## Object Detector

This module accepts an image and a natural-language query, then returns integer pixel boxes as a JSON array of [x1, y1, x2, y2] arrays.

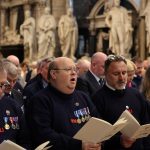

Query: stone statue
[[142, 1, 150, 55], [37, 7, 56, 59], [104, 0, 113, 14], [3, 26, 20, 44], [105, 0, 130, 55], [58, 7, 78, 60], [20, 10, 37, 61], [124, 13, 133, 57]]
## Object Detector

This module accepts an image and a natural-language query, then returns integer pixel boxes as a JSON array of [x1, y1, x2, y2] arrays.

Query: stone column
[[0, 8, 6, 41], [10, 7, 18, 31], [139, 0, 147, 59]]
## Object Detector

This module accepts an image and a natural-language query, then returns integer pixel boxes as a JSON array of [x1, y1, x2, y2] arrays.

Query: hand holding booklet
[[74, 109, 150, 143], [119, 110, 150, 139], [0, 140, 52, 150], [74, 116, 127, 143]]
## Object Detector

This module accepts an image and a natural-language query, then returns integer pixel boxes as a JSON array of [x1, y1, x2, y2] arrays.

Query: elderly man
[[3, 59, 24, 108], [0, 60, 30, 149], [92, 55, 150, 150], [27, 57, 101, 150], [7, 55, 26, 90], [76, 52, 107, 98], [76, 59, 91, 77]]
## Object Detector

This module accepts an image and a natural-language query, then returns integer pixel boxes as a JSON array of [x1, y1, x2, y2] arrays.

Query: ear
[[50, 70, 57, 79]]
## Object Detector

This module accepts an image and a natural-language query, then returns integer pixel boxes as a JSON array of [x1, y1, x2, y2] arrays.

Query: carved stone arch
[[87, 0, 140, 56], [89, 0, 139, 18], [128, 0, 139, 12], [89, 0, 104, 17]]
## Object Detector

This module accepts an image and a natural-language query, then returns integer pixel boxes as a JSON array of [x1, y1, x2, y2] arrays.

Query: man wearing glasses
[[0, 61, 30, 149], [93, 55, 150, 150], [2, 59, 24, 109], [27, 57, 101, 150]]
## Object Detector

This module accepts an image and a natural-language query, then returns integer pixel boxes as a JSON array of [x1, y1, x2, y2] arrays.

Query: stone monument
[[58, 7, 78, 60], [37, 7, 56, 59]]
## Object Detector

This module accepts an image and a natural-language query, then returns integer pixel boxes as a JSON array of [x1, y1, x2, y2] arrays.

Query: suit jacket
[[76, 70, 101, 98]]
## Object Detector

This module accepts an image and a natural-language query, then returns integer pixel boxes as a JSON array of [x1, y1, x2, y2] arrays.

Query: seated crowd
[[0, 53, 149, 150]]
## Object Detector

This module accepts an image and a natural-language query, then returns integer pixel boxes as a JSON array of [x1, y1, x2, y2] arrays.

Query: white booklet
[[0, 140, 52, 150], [74, 116, 127, 143], [119, 110, 150, 139]]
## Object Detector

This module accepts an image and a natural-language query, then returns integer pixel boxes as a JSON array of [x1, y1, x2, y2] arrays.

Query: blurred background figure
[[141, 66, 150, 101], [126, 59, 137, 88], [76, 59, 90, 77], [132, 57, 144, 89], [143, 59, 150, 72], [76, 52, 107, 98], [23, 57, 54, 120]]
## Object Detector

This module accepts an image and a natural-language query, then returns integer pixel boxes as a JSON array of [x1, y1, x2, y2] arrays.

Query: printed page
[[74, 117, 127, 143]]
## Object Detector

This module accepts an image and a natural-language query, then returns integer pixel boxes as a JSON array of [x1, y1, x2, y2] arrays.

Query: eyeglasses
[[0, 81, 10, 89], [53, 67, 77, 73]]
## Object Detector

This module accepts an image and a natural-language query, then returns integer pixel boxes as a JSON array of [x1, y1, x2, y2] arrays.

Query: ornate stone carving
[[20, 10, 37, 61], [105, 0, 133, 56], [37, 7, 56, 59], [58, 7, 78, 60]]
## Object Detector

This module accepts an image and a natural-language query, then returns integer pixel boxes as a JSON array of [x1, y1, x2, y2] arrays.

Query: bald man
[[27, 57, 101, 150], [76, 52, 107, 98], [7, 55, 20, 67], [76, 59, 91, 77]]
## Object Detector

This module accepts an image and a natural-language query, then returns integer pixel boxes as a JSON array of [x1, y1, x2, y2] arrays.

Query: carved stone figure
[[124, 13, 133, 57], [2, 26, 20, 44], [58, 7, 78, 60], [20, 10, 37, 61], [105, 0, 130, 55], [104, 0, 113, 14], [37, 7, 56, 59], [142, 1, 150, 55]]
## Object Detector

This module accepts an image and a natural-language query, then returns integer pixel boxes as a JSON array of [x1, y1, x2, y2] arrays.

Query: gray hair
[[2, 59, 18, 78]]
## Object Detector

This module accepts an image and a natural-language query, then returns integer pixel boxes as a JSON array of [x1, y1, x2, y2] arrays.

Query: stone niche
[[0, 0, 67, 60]]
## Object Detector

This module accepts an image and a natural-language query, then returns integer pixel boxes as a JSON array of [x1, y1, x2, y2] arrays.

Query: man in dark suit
[[23, 57, 53, 120], [2, 60, 24, 109], [76, 52, 107, 98]]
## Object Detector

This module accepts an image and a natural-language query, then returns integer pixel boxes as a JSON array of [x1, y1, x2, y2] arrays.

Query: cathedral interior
[[0, 0, 148, 62]]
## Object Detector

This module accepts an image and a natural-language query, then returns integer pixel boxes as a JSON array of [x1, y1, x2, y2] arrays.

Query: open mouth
[[71, 78, 76, 82]]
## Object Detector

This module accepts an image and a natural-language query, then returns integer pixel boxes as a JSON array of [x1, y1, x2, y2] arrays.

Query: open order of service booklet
[[119, 110, 150, 139], [0, 140, 52, 150], [74, 116, 127, 143]]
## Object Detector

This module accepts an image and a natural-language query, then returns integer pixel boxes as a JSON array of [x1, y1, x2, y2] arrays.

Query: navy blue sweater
[[0, 96, 30, 149], [92, 85, 150, 150], [28, 84, 99, 150]]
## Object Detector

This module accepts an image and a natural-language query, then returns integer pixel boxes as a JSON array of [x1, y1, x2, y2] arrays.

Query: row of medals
[[3, 117, 19, 130], [76, 114, 91, 124]]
